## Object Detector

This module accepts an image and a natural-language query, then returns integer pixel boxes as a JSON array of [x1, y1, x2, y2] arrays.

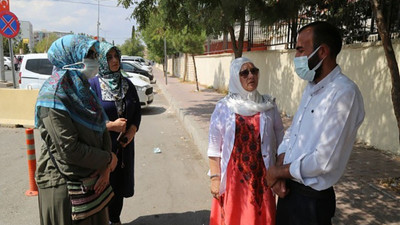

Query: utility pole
[[97, 0, 100, 40], [9, 38, 16, 88], [0, 35, 5, 82]]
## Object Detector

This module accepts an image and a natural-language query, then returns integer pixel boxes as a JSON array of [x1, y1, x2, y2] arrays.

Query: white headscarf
[[225, 57, 274, 116]]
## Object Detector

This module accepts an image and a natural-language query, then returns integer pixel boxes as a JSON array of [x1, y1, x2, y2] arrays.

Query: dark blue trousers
[[276, 180, 336, 225]]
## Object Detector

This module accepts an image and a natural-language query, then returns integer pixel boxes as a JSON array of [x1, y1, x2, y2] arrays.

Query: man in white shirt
[[266, 21, 365, 225]]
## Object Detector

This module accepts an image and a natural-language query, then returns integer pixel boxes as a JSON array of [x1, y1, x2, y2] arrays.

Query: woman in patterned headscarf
[[89, 42, 141, 225], [207, 57, 284, 225], [35, 35, 118, 225]]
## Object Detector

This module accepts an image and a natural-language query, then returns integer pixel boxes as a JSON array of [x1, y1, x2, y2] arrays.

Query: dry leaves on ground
[[377, 177, 400, 195]]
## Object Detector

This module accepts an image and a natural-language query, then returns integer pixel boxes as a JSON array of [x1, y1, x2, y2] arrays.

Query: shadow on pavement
[[184, 102, 216, 122], [141, 106, 167, 116], [332, 144, 400, 225], [126, 210, 210, 225]]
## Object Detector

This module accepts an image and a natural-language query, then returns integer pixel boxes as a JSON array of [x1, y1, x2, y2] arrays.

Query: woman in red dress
[[208, 57, 284, 225]]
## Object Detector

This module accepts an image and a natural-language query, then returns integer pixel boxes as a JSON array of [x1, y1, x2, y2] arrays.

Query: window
[[25, 59, 53, 75], [121, 63, 136, 73]]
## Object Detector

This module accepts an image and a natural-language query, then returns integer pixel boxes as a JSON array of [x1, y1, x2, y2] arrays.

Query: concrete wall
[[0, 89, 38, 127], [167, 40, 400, 155]]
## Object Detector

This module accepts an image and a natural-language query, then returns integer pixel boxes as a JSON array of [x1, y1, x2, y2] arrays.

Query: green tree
[[119, 0, 295, 58], [140, 8, 177, 63], [118, 30, 145, 57], [2, 37, 10, 56], [33, 34, 58, 53], [14, 40, 29, 54], [170, 26, 206, 90]]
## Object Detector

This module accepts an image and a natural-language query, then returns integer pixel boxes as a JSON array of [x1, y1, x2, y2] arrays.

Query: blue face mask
[[294, 46, 324, 81]]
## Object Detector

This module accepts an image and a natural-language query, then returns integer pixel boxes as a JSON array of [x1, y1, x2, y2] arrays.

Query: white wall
[[167, 40, 400, 155]]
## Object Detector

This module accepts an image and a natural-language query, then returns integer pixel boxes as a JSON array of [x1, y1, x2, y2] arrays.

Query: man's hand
[[272, 179, 289, 198], [266, 165, 279, 188]]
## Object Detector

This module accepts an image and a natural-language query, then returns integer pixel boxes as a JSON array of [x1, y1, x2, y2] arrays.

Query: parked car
[[121, 56, 153, 72], [19, 53, 53, 89], [120, 61, 155, 83], [3, 57, 11, 70], [125, 60, 153, 74], [18, 54, 154, 108], [121, 70, 154, 107], [121, 55, 149, 65]]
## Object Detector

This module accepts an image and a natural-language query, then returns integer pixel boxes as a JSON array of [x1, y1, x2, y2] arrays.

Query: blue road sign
[[0, 11, 19, 38]]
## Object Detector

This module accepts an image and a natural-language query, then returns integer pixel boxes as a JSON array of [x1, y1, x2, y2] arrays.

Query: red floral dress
[[210, 113, 276, 225]]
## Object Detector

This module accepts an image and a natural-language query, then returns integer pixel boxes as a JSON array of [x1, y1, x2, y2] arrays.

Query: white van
[[19, 53, 53, 89], [18, 53, 154, 107]]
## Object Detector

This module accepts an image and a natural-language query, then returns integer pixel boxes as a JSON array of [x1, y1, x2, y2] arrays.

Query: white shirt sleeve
[[277, 124, 291, 156], [273, 104, 284, 151], [289, 87, 363, 186], [207, 102, 224, 157]]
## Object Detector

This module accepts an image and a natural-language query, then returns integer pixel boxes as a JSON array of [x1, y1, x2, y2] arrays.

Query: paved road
[[0, 70, 18, 86], [0, 84, 212, 225]]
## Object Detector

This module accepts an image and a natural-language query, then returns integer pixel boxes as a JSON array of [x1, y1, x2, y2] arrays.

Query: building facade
[[17, 21, 34, 54]]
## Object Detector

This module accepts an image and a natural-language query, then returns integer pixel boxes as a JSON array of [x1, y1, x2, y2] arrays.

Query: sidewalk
[[153, 68, 400, 225]]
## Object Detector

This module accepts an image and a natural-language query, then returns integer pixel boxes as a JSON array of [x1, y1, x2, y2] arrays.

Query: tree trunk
[[227, 11, 246, 58], [370, 0, 400, 144], [228, 25, 240, 58], [172, 55, 175, 77], [192, 54, 199, 92], [183, 53, 188, 82], [237, 11, 246, 57]]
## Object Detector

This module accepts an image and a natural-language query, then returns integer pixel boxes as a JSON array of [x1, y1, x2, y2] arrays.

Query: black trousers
[[108, 195, 124, 223], [276, 180, 336, 225]]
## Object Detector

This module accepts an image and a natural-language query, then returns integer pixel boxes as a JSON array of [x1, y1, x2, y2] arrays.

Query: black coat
[[89, 76, 141, 197]]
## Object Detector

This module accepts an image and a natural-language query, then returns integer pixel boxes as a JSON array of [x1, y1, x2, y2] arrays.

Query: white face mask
[[62, 58, 99, 79], [293, 46, 324, 81]]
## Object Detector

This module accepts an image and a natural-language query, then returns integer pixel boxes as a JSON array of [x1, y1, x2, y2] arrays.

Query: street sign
[[0, 0, 9, 12], [0, 10, 19, 38]]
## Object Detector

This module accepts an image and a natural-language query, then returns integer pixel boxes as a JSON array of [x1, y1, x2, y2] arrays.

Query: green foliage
[[295, 0, 399, 43], [120, 0, 297, 57], [119, 0, 157, 29], [33, 34, 59, 53], [2, 37, 10, 56], [170, 26, 206, 55], [119, 0, 400, 57], [140, 9, 177, 63], [118, 33, 145, 57], [15, 41, 29, 54]]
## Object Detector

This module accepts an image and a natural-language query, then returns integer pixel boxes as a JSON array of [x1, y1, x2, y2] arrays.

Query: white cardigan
[[207, 96, 284, 195]]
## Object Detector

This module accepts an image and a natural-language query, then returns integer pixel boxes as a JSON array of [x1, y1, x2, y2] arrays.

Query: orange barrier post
[[25, 128, 38, 196]]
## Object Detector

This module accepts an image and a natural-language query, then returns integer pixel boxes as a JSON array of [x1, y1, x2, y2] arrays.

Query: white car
[[4, 57, 11, 70], [121, 70, 154, 108], [18, 54, 154, 107], [19, 53, 53, 89], [126, 60, 153, 74], [121, 55, 153, 69]]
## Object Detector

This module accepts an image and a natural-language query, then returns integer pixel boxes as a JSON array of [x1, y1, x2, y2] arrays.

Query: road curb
[[155, 78, 209, 162]]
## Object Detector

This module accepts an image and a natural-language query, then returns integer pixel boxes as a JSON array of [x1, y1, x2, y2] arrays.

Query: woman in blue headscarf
[[89, 42, 141, 225], [35, 35, 117, 225]]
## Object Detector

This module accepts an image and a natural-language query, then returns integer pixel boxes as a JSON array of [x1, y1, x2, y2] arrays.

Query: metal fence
[[205, 8, 400, 54]]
